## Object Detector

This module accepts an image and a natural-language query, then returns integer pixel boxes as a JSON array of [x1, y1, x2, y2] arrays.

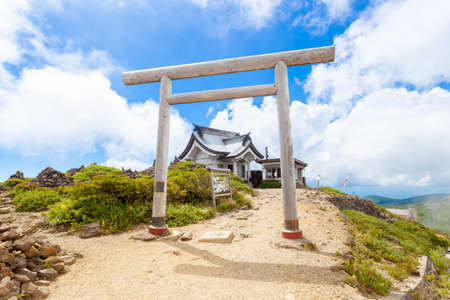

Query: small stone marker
[[199, 231, 234, 243]]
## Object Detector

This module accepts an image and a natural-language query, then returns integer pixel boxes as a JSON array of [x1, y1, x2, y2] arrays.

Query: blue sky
[[1, 0, 450, 198]]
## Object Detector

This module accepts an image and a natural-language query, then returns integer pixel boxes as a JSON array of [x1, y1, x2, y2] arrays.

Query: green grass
[[382, 202, 450, 234], [259, 180, 281, 188], [39, 162, 252, 233], [166, 204, 215, 227], [319, 187, 346, 196], [342, 209, 449, 296], [4, 178, 25, 189], [13, 189, 63, 212], [72, 164, 122, 183]]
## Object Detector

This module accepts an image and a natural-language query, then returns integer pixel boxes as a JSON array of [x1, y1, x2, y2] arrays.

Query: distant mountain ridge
[[365, 193, 450, 205]]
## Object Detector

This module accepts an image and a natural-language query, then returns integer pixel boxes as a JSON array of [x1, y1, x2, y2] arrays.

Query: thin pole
[[275, 61, 302, 239], [149, 75, 172, 235]]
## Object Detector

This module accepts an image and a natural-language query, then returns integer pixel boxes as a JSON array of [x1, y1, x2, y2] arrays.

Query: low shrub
[[259, 180, 281, 188], [43, 161, 253, 233], [72, 164, 122, 183], [343, 259, 391, 295], [167, 164, 211, 204], [4, 179, 25, 189], [430, 248, 450, 275], [13, 189, 63, 212], [230, 174, 254, 195], [166, 204, 215, 227], [216, 193, 252, 212], [0, 182, 7, 191], [9, 181, 40, 198]]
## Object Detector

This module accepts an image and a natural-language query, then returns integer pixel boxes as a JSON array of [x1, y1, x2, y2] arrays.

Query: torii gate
[[122, 46, 335, 239]]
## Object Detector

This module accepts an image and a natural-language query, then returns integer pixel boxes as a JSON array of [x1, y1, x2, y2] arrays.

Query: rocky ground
[[0, 188, 430, 299], [43, 189, 365, 300], [0, 192, 79, 299]]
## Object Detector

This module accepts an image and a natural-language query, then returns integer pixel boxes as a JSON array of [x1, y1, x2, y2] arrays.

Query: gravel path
[[45, 189, 365, 300]]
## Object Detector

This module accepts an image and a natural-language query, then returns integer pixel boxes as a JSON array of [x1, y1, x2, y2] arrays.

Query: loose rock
[[35, 286, 50, 298], [16, 268, 37, 281], [180, 232, 193, 241], [13, 236, 36, 252], [21, 282, 38, 295], [129, 232, 158, 242], [80, 222, 101, 239], [35, 280, 50, 286], [38, 268, 58, 281], [52, 263, 65, 273], [37, 245, 57, 257], [14, 274, 30, 283]]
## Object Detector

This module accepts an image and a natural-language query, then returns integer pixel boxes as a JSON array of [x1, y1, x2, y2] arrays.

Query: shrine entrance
[[122, 46, 334, 239]]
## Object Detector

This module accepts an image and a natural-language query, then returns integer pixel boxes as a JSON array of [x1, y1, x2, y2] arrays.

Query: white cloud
[[209, 0, 450, 189], [0, 66, 192, 169], [210, 88, 450, 187], [292, 0, 354, 33], [0, 0, 192, 171], [305, 0, 450, 113], [189, 0, 282, 30], [319, 0, 353, 20]]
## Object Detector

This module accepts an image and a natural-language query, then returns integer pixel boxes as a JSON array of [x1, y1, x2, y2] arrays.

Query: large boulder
[[32, 167, 73, 188], [37, 268, 58, 281]]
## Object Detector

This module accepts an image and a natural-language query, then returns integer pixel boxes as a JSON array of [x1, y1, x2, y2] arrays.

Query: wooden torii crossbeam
[[122, 46, 335, 239]]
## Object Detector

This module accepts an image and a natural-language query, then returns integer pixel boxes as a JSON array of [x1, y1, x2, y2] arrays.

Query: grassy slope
[[383, 200, 450, 234], [343, 209, 449, 296]]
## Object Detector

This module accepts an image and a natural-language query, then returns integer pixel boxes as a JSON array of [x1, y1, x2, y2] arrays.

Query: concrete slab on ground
[[199, 231, 234, 243]]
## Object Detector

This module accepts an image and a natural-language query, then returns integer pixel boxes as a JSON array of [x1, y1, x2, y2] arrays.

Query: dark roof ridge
[[193, 124, 239, 137]]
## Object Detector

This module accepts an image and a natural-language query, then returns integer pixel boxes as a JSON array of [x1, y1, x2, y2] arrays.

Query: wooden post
[[209, 170, 216, 209], [275, 61, 302, 239], [149, 75, 172, 235], [227, 171, 232, 201]]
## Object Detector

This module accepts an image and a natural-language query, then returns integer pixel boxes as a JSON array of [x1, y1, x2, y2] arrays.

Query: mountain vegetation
[[366, 193, 450, 234], [2, 162, 252, 233]]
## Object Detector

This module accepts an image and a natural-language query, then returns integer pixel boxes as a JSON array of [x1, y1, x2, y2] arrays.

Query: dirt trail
[[41, 189, 364, 300]]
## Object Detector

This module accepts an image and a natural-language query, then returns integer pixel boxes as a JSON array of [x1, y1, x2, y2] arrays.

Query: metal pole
[[275, 61, 302, 239], [149, 75, 172, 235]]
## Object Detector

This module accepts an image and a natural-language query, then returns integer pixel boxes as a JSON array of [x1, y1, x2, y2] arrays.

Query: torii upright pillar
[[122, 46, 335, 238], [275, 61, 301, 238]]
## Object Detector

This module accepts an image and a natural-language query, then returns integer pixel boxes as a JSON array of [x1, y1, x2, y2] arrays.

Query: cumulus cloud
[[209, 0, 450, 189], [305, 0, 450, 113], [210, 88, 450, 187], [0, 0, 192, 170]]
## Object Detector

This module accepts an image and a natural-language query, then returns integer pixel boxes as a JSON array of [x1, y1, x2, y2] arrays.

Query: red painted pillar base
[[281, 229, 303, 239], [149, 225, 169, 235]]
